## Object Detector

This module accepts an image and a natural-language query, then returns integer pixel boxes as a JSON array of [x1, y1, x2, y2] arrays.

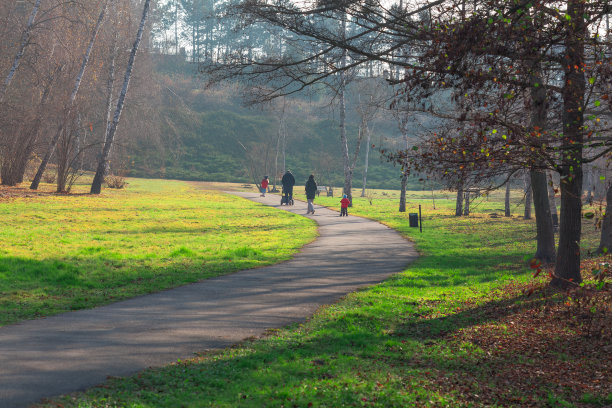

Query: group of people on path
[[260, 170, 350, 216]]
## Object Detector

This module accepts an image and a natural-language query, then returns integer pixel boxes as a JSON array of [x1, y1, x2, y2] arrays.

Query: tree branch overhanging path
[[0, 189, 417, 408]]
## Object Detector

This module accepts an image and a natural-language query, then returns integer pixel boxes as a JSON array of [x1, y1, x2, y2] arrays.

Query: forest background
[[0, 0, 425, 192]]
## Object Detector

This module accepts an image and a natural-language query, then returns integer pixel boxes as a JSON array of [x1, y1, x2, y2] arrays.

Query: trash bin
[[409, 213, 419, 228]]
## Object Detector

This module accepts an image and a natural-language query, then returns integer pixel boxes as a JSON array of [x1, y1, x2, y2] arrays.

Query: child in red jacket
[[260, 176, 269, 197], [340, 194, 350, 216]]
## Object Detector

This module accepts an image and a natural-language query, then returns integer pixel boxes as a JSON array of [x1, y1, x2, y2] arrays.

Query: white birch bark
[[101, 1, 120, 174], [339, 12, 352, 205], [91, 0, 152, 194], [273, 98, 286, 191], [175, 0, 179, 55], [360, 126, 371, 197], [31, 0, 109, 190], [0, 0, 42, 103]]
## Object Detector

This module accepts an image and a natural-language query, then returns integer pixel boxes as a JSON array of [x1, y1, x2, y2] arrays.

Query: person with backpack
[[305, 174, 317, 214], [260, 175, 269, 197], [281, 170, 295, 204]]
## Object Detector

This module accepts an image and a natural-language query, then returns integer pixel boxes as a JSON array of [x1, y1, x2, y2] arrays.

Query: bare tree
[[31, 0, 110, 191], [272, 97, 288, 192], [351, 78, 385, 197], [0, 0, 42, 103], [91, 0, 152, 194]]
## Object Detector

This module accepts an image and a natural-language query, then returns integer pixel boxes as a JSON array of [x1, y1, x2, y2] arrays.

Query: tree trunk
[[273, 125, 280, 191], [30, 126, 61, 190], [399, 172, 407, 212], [100, 1, 119, 176], [585, 166, 593, 204], [56, 135, 68, 193], [463, 190, 470, 216], [273, 99, 286, 192], [505, 179, 511, 216], [361, 128, 371, 197], [455, 186, 463, 216], [398, 117, 409, 211], [528, 68, 556, 264], [0, 0, 41, 103], [348, 122, 364, 198], [91, 0, 151, 194], [175, 0, 179, 55], [339, 13, 352, 206], [31, 1, 109, 190], [192, 5, 196, 62], [553, 167, 584, 287], [1, 62, 60, 186], [597, 182, 612, 255], [531, 170, 556, 264], [1, 126, 34, 186], [547, 171, 558, 229], [524, 171, 532, 219], [552, 0, 586, 288]]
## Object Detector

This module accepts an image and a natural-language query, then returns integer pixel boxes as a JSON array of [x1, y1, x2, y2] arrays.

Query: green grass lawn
[[0, 179, 317, 326], [33, 185, 611, 407]]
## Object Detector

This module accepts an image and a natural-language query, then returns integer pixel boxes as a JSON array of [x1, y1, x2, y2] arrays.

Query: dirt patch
[[0, 185, 57, 201]]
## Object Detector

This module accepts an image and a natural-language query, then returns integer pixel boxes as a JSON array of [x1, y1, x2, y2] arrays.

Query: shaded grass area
[[38, 188, 610, 407], [0, 179, 317, 326]]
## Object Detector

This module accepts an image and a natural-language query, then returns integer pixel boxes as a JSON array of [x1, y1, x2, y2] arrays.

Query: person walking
[[340, 194, 350, 216], [305, 174, 317, 214], [260, 176, 269, 197], [281, 170, 295, 204]]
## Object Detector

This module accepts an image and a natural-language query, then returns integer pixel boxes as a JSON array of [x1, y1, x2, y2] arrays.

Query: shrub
[[105, 175, 127, 189], [42, 171, 56, 184]]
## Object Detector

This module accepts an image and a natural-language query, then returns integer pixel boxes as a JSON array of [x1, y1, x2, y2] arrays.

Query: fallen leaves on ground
[[433, 271, 611, 407]]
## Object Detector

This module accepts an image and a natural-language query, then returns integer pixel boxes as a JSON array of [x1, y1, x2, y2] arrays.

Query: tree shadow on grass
[[392, 293, 548, 340], [0, 253, 278, 327], [380, 252, 529, 289], [99, 223, 296, 235]]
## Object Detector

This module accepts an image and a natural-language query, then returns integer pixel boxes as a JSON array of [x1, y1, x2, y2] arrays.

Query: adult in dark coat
[[281, 170, 295, 203], [305, 174, 318, 214]]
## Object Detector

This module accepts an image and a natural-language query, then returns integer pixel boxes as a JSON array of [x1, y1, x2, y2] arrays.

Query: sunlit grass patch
[[0, 179, 317, 326]]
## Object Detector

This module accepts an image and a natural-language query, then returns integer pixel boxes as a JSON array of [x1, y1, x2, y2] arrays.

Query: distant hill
[[127, 55, 429, 191]]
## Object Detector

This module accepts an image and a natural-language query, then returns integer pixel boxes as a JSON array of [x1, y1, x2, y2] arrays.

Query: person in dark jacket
[[281, 170, 295, 203], [305, 174, 317, 214]]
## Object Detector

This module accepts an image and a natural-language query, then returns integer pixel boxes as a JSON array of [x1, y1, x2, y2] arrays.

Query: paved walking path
[[0, 191, 417, 408]]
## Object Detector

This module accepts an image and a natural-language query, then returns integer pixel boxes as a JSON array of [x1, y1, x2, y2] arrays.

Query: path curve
[[0, 190, 417, 408]]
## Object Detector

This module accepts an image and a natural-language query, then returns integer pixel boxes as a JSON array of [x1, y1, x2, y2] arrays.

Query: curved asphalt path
[[0, 190, 417, 407]]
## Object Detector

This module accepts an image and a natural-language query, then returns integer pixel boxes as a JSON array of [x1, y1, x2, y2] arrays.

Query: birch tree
[[91, 0, 152, 194], [0, 0, 42, 103], [30, 0, 109, 191]]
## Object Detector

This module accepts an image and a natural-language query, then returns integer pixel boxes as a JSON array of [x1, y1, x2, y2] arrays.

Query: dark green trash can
[[409, 213, 419, 228]]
